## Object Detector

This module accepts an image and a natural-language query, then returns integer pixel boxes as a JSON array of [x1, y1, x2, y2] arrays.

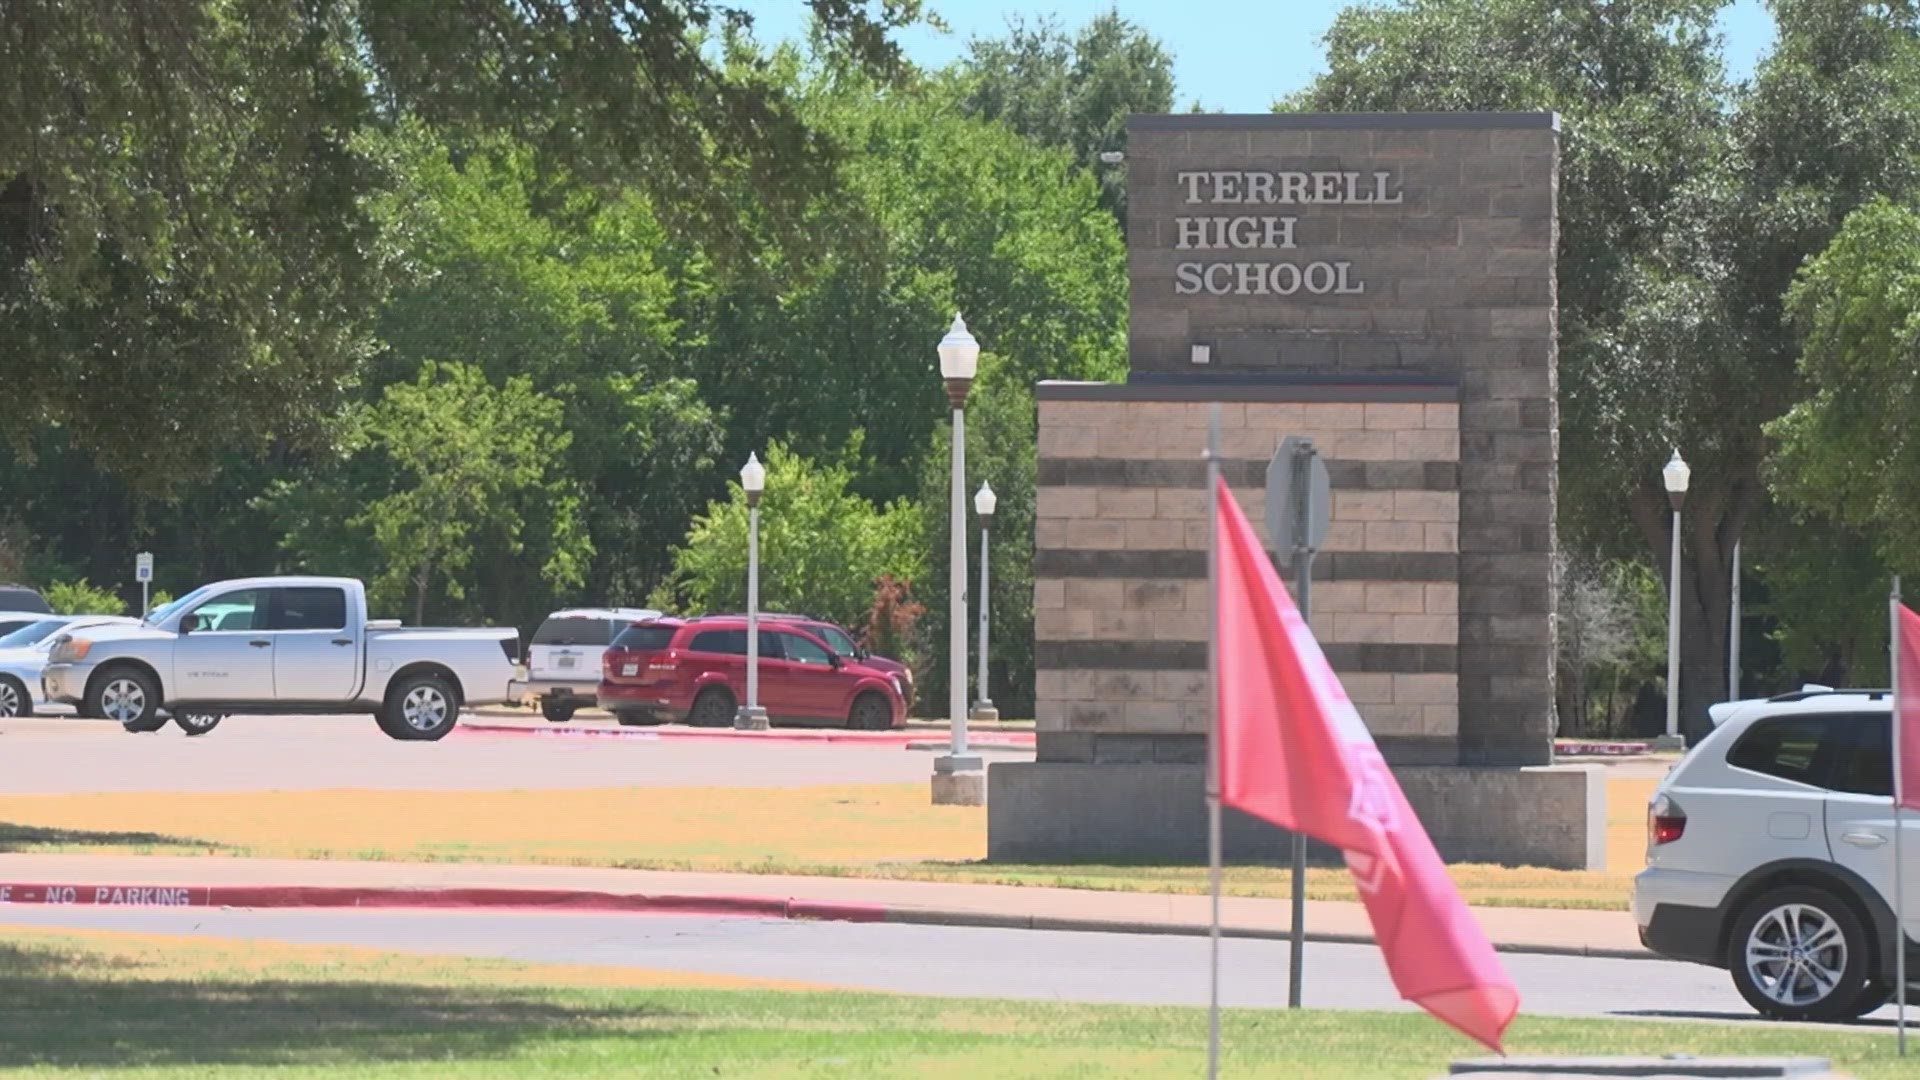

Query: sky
[[734, 0, 1779, 112]]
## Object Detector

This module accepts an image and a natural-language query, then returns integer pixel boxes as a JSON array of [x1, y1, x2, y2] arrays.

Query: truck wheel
[[687, 686, 735, 727], [91, 667, 165, 733], [540, 697, 577, 724], [174, 712, 223, 736], [381, 674, 461, 741], [0, 676, 31, 718]]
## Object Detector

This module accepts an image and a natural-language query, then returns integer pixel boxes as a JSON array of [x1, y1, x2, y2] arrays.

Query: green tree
[[1, 0, 918, 493], [913, 354, 1038, 718], [651, 441, 926, 633], [1768, 198, 1920, 648], [269, 362, 590, 625], [960, 12, 1177, 219], [370, 137, 724, 612], [674, 54, 1127, 504], [1749, 523, 1892, 688]]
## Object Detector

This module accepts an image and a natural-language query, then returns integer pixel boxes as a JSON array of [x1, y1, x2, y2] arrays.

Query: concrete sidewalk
[[0, 852, 1647, 960]]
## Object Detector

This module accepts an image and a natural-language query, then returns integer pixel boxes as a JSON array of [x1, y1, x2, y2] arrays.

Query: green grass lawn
[[0, 924, 1909, 1078]]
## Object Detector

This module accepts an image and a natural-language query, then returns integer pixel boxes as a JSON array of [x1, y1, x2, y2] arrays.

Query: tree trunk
[[413, 560, 432, 627], [1626, 460, 1760, 744]]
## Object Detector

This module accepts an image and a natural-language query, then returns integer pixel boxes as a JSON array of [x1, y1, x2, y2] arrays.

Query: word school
[[1170, 169, 1403, 297]]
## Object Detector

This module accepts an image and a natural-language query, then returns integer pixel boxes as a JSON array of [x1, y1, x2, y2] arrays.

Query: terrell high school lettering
[[1167, 168, 1405, 298]]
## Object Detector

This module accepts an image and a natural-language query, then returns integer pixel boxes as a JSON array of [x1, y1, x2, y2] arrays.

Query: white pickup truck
[[40, 576, 520, 740]]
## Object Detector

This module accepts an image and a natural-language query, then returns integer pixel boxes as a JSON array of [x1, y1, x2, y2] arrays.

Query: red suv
[[599, 617, 904, 730], [708, 612, 913, 710]]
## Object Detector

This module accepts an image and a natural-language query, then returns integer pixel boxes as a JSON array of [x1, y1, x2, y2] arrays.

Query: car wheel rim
[[0, 682, 18, 717], [181, 714, 217, 730], [402, 686, 448, 731], [1747, 903, 1848, 1007], [103, 679, 146, 724]]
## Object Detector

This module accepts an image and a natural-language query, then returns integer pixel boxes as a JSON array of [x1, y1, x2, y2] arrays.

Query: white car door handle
[[1842, 830, 1889, 849]]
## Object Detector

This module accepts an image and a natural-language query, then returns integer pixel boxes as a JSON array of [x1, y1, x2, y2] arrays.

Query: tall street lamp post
[[735, 452, 770, 730], [1658, 449, 1690, 750], [971, 482, 998, 723], [933, 314, 985, 806]]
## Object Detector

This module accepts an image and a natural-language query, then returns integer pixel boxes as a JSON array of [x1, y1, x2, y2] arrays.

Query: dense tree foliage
[[959, 13, 1177, 219], [651, 441, 926, 633], [0, 0, 918, 490]]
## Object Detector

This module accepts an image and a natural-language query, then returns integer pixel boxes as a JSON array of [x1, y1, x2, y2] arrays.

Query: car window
[[0, 619, 35, 637], [275, 588, 347, 631], [811, 624, 858, 656], [782, 632, 833, 667], [1830, 713, 1893, 798], [534, 617, 614, 647], [0, 619, 69, 648], [1725, 715, 1837, 788], [689, 629, 745, 655], [611, 625, 678, 651], [189, 590, 267, 632]]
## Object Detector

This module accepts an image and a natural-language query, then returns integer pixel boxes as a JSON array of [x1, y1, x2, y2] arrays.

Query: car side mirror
[[179, 614, 200, 634], [829, 653, 843, 669]]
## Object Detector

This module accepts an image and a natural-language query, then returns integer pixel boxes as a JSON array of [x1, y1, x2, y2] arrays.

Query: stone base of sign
[[733, 706, 770, 731], [1649, 733, 1686, 752], [986, 761, 1604, 870], [969, 702, 1001, 722]]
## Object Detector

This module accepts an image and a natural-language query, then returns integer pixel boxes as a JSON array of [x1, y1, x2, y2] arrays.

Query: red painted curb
[[0, 881, 888, 923], [457, 723, 1034, 749]]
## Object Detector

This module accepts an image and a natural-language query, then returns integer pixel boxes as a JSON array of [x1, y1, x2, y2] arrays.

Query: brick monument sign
[[987, 113, 1604, 870]]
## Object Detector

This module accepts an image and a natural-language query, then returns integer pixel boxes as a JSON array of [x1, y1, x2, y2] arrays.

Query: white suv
[[509, 608, 659, 723], [1634, 688, 1918, 1021]]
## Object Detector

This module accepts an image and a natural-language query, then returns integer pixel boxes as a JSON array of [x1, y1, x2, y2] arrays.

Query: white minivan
[[510, 608, 659, 723]]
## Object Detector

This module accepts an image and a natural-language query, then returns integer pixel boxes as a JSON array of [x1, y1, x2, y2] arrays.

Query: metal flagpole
[[1894, 576, 1906, 1057], [1206, 403, 1224, 1080]]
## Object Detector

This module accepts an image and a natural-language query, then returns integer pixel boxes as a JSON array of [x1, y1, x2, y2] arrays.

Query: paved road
[[0, 715, 1029, 794], [4, 905, 1892, 1030]]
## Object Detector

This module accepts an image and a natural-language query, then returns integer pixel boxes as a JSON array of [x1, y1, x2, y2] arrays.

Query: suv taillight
[[1648, 794, 1686, 847]]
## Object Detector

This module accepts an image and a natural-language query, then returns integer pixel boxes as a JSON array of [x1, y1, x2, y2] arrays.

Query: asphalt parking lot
[[0, 713, 1033, 795]]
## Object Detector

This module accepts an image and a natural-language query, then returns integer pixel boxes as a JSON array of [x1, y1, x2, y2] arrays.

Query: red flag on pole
[[1213, 476, 1519, 1052], [1897, 604, 1920, 811]]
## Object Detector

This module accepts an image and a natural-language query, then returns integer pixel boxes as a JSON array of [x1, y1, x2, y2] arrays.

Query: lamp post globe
[[938, 314, 979, 385], [736, 452, 769, 730], [1657, 448, 1689, 750], [1662, 449, 1690, 511], [934, 314, 984, 805], [971, 482, 998, 724]]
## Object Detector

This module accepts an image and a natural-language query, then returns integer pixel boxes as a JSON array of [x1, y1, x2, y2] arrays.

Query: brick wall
[[1033, 393, 1463, 767]]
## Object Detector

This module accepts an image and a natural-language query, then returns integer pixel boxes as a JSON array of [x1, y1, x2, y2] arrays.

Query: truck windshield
[[143, 591, 203, 626]]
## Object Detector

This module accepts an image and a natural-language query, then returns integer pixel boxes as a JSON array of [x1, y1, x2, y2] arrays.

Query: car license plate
[[557, 656, 575, 669], [622, 663, 638, 676]]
